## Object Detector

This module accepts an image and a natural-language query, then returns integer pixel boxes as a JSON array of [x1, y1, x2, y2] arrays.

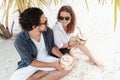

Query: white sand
[[1, 33, 120, 80], [0, 0, 120, 80]]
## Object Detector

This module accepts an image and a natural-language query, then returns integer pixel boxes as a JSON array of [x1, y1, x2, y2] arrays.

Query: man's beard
[[39, 27, 47, 33]]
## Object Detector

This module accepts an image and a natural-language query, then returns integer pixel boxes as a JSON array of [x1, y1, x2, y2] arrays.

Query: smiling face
[[59, 11, 71, 28]]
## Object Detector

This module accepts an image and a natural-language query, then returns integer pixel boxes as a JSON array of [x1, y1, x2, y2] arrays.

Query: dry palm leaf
[[0, 0, 62, 39], [99, 0, 120, 31], [0, 22, 14, 39], [85, 0, 89, 11], [0, 23, 11, 39], [114, 0, 117, 31], [113, 0, 120, 31], [118, 0, 120, 10]]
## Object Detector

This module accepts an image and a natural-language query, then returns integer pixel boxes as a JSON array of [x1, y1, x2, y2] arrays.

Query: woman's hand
[[68, 37, 86, 48]]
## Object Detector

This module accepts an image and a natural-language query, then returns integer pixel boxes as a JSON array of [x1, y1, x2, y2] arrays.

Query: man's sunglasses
[[58, 16, 71, 21], [39, 20, 48, 26]]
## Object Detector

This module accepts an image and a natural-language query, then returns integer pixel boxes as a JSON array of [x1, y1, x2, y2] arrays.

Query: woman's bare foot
[[89, 58, 103, 66]]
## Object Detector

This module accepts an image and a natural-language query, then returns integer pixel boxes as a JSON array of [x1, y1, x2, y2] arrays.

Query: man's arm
[[52, 46, 63, 58], [31, 59, 63, 71], [47, 27, 63, 58]]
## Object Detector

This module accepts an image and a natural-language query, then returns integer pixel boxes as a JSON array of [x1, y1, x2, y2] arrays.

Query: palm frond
[[0, 24, 3, 34], [36, 0, 42, 7], [16, 0, 24, 13], [102, 0, 106, 5], [49, 0, 53, 5], [0, 23, 12, 39], [40, 0, 48, 6], [117, 0, 120, 10], [114, 0, 117, 31], [85, 0, 89, 11], [0, 0, 5, 10], [0, 0, 120, 36], [0, 0, 63, 39], [54, 0, 58, 5], [5, 0, 13, 27]]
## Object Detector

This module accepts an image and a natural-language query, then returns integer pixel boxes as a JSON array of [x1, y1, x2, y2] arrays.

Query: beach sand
[[0, 32, 120, 80]]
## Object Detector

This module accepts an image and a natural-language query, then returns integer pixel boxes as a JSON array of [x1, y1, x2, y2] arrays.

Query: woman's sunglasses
[[58, 16, 71, 21]]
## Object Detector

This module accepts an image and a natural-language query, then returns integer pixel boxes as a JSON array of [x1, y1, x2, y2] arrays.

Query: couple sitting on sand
[[10, 5, 101, 80]]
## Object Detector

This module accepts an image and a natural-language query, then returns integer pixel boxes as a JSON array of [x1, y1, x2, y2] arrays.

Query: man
[[10, 7, 69, 80]]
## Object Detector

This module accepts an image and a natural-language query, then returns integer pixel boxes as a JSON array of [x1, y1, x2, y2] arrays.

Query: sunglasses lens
[[40, 20, 47, 26], [59, 16, 70, 21], [65, 17, 70, 21], [59, 16, 64, 20]]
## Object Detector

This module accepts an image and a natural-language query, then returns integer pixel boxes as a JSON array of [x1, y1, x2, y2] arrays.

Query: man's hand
[[51, 60, 64, 71]]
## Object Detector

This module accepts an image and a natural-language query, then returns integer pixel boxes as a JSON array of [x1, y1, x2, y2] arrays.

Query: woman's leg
[[78, 44, 102, 66], [79, 45, 93, 58], [39, 70, 70, 80]]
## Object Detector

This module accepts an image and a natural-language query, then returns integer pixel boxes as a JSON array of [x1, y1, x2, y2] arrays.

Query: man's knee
[[54, 70, 70, 79], [62, 70, 70, 75], [55, 70, 70, 77], [27, 71, 49, 80], [27, 77, 34, 80]]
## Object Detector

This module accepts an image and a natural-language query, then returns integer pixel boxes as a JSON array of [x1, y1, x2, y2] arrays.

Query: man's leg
[[27, 70, 49, 80], [39, 70, 70, 80]]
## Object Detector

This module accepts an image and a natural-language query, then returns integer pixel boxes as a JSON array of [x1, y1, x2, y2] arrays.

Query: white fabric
[[10, 33, 58, 80], [31, 34, 58, 71], [52, 22, 79, 49]]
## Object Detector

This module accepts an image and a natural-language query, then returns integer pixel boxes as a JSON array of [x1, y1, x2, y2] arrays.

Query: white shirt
[[52, 22, 79, 49], [31, 33, 58, 62], [30, 33, 58, 71]]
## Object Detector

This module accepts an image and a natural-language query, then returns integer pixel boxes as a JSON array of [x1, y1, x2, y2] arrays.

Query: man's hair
[[19, 7, 43, 31]]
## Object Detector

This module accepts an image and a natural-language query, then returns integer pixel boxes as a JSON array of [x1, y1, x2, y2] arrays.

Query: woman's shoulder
[[52, 22, 62, 30]]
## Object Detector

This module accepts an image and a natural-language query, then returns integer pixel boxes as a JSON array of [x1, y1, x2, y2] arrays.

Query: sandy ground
[[0, 31, 120, 80], [0, 39, 19, 80]]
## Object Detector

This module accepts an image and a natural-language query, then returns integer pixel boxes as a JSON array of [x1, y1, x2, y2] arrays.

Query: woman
[[10, 7, 69, 80], [52, 5, 102, 66]]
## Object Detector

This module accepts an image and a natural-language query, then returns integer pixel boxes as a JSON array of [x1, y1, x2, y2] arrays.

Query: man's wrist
[[47, 63, 52, 67]]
